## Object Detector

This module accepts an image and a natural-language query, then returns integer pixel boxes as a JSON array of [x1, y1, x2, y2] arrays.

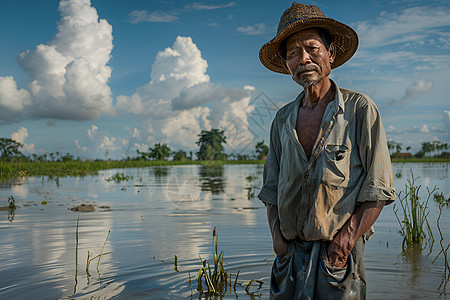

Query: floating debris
[[70, 204, 95, 212]]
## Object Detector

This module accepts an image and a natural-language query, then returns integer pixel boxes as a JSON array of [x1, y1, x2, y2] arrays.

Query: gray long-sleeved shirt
[[258, 81, 395, 241]]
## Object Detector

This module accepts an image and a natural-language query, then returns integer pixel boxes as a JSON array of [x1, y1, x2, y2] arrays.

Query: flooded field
[[0, 163, 449, 299]]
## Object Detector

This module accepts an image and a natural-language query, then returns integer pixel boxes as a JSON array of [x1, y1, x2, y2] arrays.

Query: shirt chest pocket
[[321, 145, 350, 188]]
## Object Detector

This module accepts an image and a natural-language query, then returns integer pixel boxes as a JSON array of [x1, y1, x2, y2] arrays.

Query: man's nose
[[299, 49, 312, 65]]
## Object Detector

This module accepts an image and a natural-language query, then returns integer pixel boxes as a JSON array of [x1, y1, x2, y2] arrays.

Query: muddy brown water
[[0, 163, 449, 299]]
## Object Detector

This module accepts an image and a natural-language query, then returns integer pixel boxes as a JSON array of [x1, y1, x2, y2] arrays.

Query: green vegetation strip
[[0, 160, 266, 181]]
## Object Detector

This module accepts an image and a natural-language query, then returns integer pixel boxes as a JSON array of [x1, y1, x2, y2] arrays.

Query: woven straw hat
[[259, 3, 358, 74]]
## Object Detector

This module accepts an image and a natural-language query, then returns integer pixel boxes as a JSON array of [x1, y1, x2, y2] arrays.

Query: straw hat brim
[[259, 17, 358, 74]]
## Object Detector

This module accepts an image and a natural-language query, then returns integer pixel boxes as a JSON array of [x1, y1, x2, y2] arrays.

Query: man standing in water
[[258, 3, 396, 299]]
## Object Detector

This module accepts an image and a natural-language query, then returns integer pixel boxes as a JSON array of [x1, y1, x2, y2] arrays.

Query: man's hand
[[266, 204, 289, 257], [273, 226, 289, 257], [326, 200, 386, 268], [326, 241, 348, 268]]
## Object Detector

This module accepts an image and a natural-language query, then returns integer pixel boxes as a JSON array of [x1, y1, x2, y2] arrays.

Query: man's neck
[[302, 78, 334, 109]]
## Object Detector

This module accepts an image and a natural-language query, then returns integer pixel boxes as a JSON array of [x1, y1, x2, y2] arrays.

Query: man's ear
[[328, 43, 336, 64]]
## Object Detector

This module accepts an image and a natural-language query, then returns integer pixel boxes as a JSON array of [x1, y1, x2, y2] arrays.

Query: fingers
[[274, 236, 289, 257]]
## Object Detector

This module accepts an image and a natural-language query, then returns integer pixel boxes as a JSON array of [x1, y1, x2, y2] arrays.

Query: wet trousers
[[269, 237, 366, 300]]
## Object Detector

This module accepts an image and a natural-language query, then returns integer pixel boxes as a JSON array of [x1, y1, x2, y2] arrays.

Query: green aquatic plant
[[8, 195, 16, 210], [75, 216, 79, 275], [393, 170, 436, 250], [174, 255, 179, 272], [85, 230, 111, 276], [74, 217, 111, 279], [7, 195, 17, 222], [434, 192, 450, 207], [194, 226, 240, 297], [105, 172, 133, 183], [433, 193, 450, 295]]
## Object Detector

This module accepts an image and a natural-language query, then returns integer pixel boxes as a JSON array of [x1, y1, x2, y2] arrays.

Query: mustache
[[294, 64, 320, 76]]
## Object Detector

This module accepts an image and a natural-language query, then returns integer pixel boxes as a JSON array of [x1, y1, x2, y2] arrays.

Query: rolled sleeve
[[356, 98, 396, 205], [258, 116, 282, 206]]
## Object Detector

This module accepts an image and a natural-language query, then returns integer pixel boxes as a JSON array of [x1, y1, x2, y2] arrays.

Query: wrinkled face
[[285, 28, 335, 88]]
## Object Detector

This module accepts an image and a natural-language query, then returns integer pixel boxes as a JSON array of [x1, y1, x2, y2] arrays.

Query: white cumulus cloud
[[11, 127, 35, 154], [117, 36, 256, 152], [0, 76, 32, 123], [419, 124, 430, 133], [0, 0, 115, 122]]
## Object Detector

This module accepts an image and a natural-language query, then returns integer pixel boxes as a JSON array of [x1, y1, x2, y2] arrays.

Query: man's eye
[[287, 50, 299, 57]]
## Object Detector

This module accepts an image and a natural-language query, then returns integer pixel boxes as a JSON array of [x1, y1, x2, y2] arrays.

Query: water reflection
[[152, 166, 170, 178], [1, 163, 450, 299], [401, 243, 426, 285], [198, 165, 225, 195], [245, 175, 260, 200]]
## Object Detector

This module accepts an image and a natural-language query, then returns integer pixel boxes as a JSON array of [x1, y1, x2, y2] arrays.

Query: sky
[[0, 0, 449, 159]]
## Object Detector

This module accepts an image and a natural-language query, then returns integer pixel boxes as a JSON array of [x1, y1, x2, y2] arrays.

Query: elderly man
[[258, 3, 396, 299]]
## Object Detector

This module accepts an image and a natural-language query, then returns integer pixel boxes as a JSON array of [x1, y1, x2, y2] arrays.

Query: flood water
[[0, 163, 449, 299]]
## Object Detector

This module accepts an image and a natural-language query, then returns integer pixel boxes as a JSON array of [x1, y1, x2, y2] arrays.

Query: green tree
[[149, 143, 171, 160], [387, 140, 395, 156], [0, 138, 24, 161], [255, 140, 269, 160], [395, 142, 402, 154], [421, 142, 433, 158], [173, 150, 189, 161], [196, 129, 227, 161], [137, 143, 171, 161]]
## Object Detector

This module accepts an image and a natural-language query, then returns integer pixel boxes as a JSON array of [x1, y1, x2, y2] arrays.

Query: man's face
[[284, 28, 335, 88]]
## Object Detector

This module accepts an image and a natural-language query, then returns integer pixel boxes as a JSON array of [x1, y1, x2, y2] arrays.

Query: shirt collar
[[330, 79, 345, 115]]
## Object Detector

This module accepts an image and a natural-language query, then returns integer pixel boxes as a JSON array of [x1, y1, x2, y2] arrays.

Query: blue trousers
[[270, 237, 366, 299]]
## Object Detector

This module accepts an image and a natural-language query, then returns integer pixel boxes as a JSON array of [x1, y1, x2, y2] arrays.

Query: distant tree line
[[388, 140, 449, 159], [0, 129, 270, 162], [2, 131, 448, 162], [134, 129, 269, 161], [0, 137, 78, 162]]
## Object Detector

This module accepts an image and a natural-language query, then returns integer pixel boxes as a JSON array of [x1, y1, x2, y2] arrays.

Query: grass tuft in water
[[193, 226, 238, 297], [393, 169, 436, 250]]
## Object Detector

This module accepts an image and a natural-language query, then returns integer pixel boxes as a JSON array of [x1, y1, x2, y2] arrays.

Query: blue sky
[[0, 0, 449, 159]]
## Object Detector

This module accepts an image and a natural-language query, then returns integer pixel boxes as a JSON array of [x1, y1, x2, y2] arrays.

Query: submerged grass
[[393, 170, 436, 250]]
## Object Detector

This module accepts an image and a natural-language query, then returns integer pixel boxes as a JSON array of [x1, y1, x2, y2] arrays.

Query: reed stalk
[[75, 216, 79, 274], [96, 230, 110, 270]]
